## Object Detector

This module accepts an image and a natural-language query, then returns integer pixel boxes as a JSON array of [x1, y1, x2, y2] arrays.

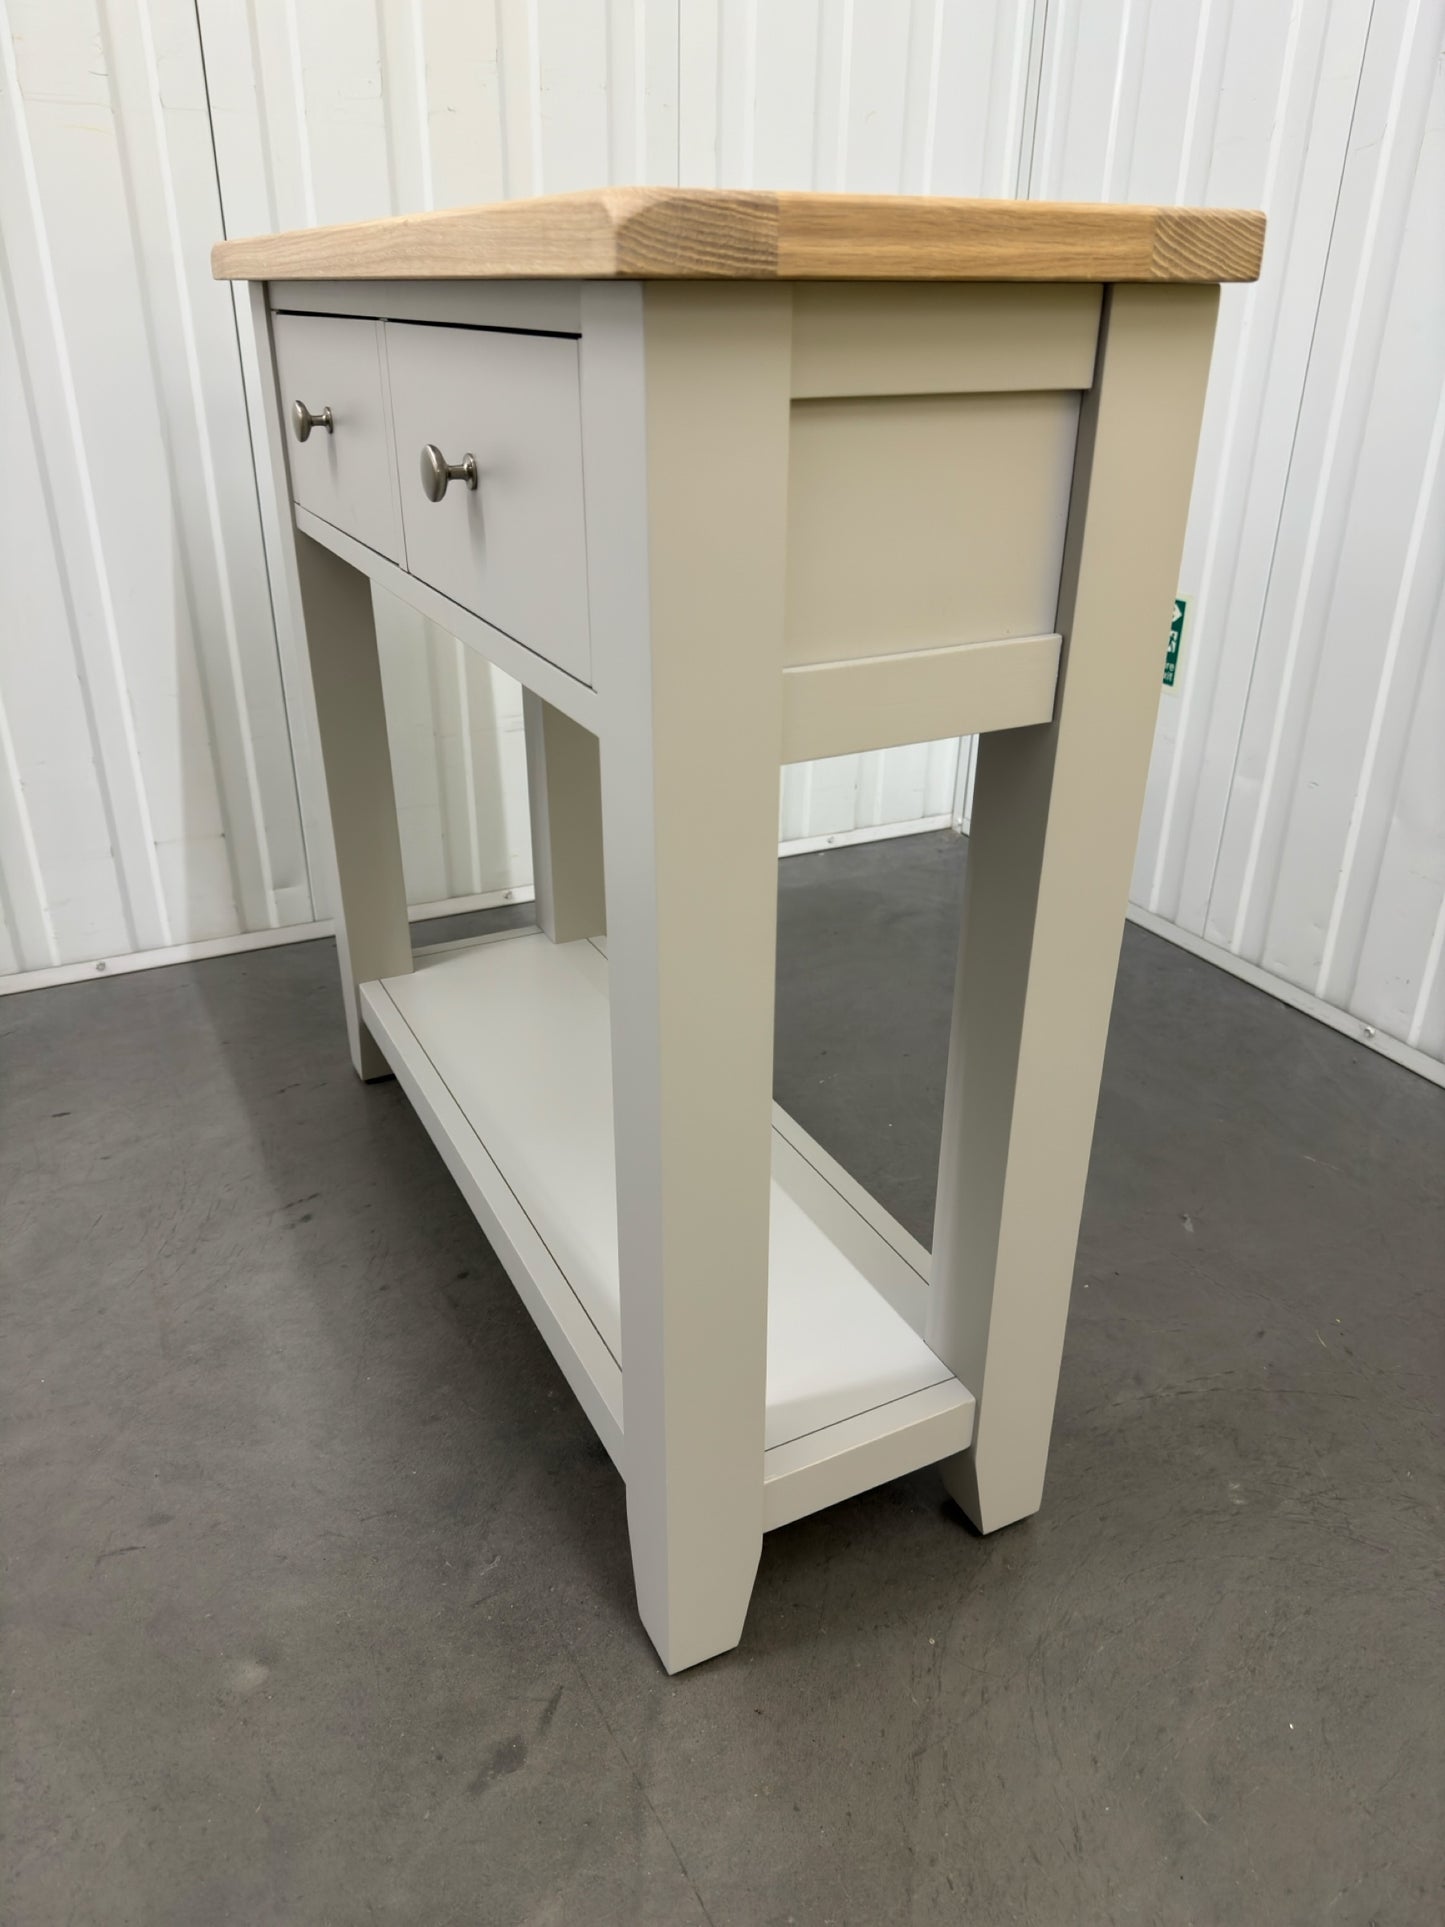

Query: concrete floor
[[3, 832, 1441, 1925]]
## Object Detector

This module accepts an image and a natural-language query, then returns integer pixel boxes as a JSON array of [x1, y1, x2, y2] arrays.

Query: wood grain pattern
[[213, 188, 1264, 285]]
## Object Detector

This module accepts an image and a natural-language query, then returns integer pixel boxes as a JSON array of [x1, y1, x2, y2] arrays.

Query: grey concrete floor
[[2, 832, 1441, 1926]]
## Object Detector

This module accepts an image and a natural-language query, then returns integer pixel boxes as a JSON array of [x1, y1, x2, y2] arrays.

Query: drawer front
[[273, 313, 402, 562], [385, 323, 590, 683]]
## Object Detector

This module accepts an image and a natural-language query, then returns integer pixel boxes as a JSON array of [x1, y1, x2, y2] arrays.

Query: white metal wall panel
[[1030, 0, 1373, 931], [1207, 4, 1445, 1039], [4, 0, 1441, 1083], [0, 0, 312, 982], [1139, 0, 1381, 940]]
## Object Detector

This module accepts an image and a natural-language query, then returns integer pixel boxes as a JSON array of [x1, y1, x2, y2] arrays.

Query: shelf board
[[360, 930, 973, 1528]]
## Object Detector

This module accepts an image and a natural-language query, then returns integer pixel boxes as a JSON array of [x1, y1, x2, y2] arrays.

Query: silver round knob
[[291, 400, 333, 442], [420, 443, 478, 502]]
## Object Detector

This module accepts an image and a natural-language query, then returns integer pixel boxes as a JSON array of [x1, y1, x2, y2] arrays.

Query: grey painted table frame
[[246, 272, 1218, 1673]]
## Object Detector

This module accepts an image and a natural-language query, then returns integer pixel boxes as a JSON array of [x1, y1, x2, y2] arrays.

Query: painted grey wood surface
[[384, 322, 592, 684], [369, 931, 970, 1452], [254, 287, 412, 1084], [783, 390, 1078, 666], [586, 282, 796, 1672], [272, 313, 403, 564], [291, 533, 413, 1082], [779, 633, 1061, 762], [522, 692, 606, 943], [244, 267, 1228, 1673], [928, 284, 1221, 1533]]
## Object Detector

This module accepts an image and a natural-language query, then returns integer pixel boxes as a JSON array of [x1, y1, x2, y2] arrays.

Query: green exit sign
[[1164, 595, 1190, 689]]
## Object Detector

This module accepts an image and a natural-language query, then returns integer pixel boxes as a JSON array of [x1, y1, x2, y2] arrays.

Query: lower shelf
[[360, 929, 974, 1529]]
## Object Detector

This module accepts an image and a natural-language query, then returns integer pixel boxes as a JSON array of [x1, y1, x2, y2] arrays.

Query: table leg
[[293, 533, 412, 1080], [927, 285, 1220, 1532], [586, 283, 793, 1672], [522, 690, 605, 942]]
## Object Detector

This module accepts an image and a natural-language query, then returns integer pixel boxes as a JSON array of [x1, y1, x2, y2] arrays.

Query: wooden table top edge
[[211, 187, 1266, 285]]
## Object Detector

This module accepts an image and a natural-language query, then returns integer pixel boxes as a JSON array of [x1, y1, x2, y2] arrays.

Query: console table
[[214, 190, 1264, 1673]]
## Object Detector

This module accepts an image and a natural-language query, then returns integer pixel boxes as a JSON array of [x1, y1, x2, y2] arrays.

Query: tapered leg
[[293, 533, 412, 1079], [522, 690, 606, 942], [928, 285, 1220, 1532], [582, 282, 793, 1672]]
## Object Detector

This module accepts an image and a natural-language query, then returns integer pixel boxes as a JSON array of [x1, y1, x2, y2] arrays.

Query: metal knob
[[420, 443, 478, 502], [291, 400, 333, 442]]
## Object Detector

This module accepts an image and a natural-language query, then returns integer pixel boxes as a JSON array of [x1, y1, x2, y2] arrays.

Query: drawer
[[273, 313, 402, 562], [384, 322, 590, 683]]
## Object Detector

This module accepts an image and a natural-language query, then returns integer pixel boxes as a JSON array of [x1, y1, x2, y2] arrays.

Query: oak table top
[[212, 187, 1265, 286]]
